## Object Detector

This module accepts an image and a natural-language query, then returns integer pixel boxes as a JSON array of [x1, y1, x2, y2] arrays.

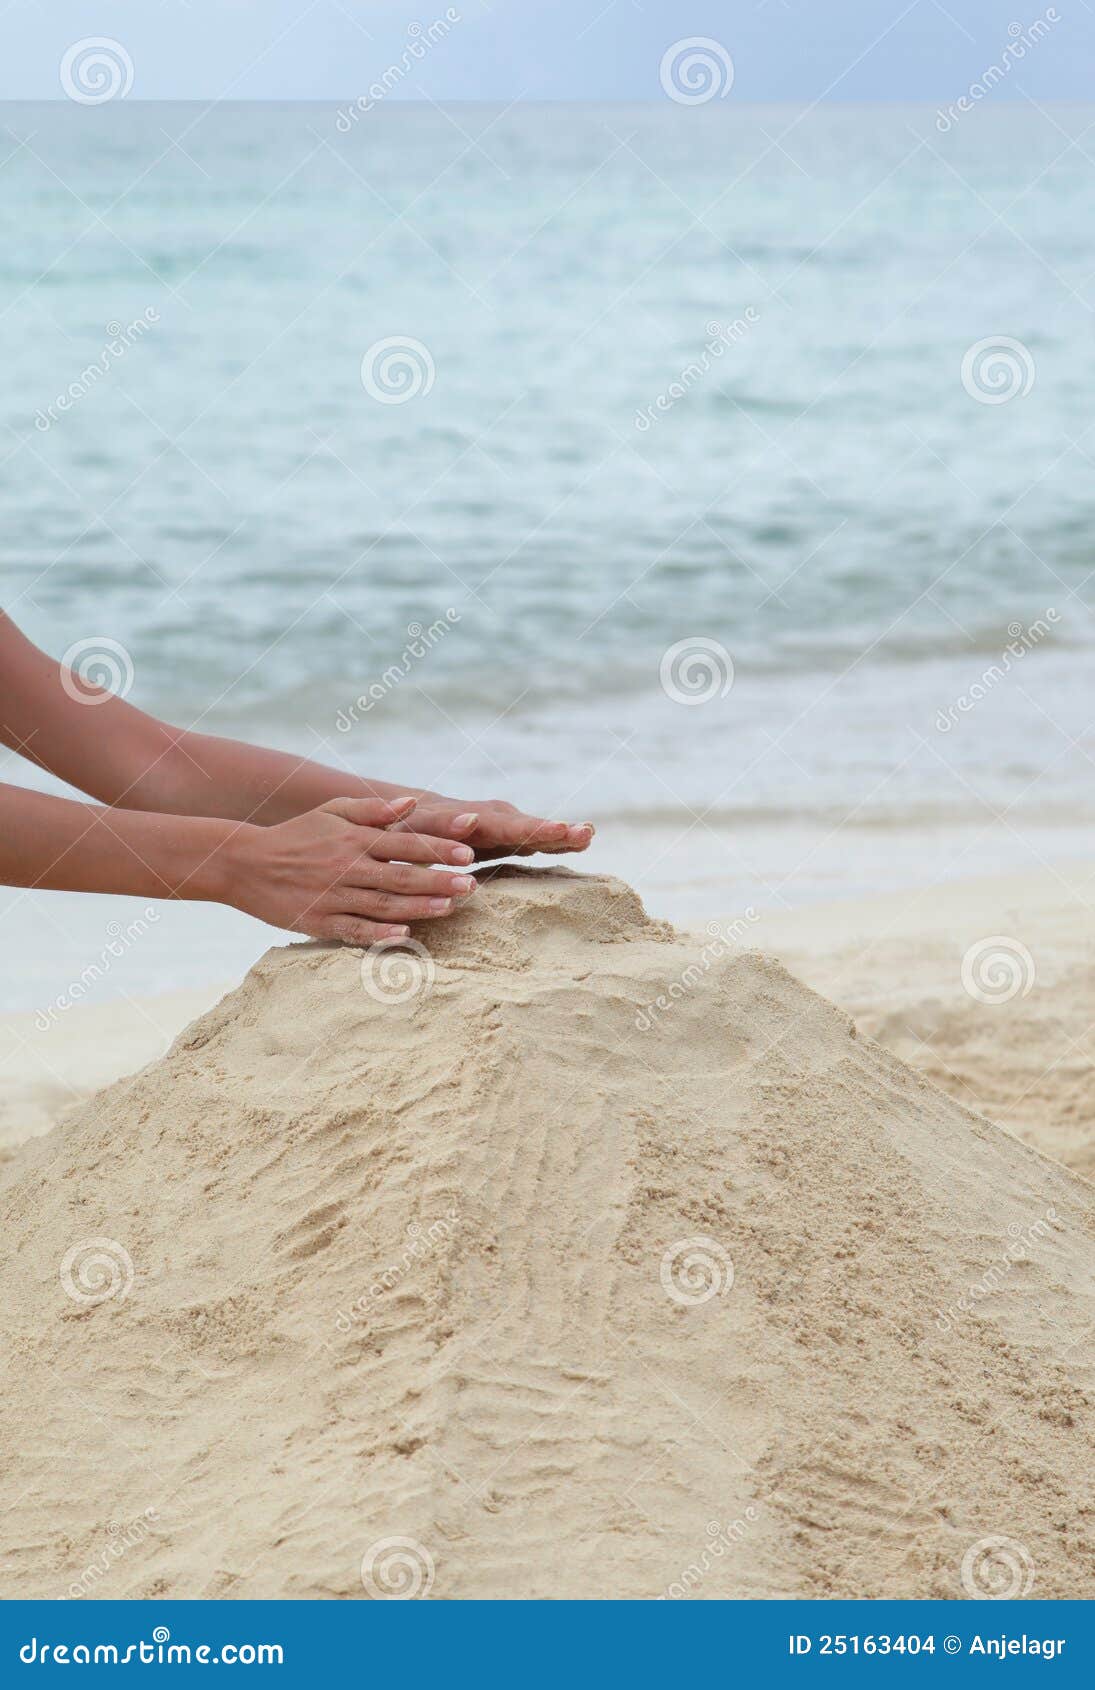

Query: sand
[[0, 985, 227, 1178], [1, 867, 1093, 1600], [756, 860, 1095, 1184]]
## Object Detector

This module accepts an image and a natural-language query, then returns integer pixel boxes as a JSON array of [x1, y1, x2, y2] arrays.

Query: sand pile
[[1, 868, 1093, 1600]]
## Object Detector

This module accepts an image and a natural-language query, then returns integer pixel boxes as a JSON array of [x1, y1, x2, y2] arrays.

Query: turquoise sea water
[[4, 100, 1095, 1000]]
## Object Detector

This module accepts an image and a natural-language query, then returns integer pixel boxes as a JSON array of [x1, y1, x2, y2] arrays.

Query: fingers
[[508, 823, 594, 855], [367, 828, 475, 867], [479, 814, 594, 851], [322, 794, 418, 828], [338, 888, 464, 922], [353, 860, 477, 899], [414, 807, 571, 850]]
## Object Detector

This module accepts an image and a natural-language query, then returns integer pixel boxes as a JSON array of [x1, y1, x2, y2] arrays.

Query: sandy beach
[[7, 861, 1093, 1182], [8, 16, 1095, 1639], [1, 865, 1092, 1600]]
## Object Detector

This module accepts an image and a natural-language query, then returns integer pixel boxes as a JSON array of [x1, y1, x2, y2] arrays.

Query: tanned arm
[[0, 614, 594, 861]]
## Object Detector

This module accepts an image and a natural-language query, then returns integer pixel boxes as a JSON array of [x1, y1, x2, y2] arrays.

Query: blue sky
[[3, 0, 1091, 101]]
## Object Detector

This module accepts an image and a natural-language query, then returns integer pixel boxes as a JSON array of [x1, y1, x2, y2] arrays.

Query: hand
[[220, 796, 478, 944], [395, 797, 595, 862]]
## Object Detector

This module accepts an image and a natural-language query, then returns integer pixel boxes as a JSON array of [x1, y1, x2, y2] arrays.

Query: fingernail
[[452, 813, 478, 829], [386, 925, 410, 938], [394, 795, 418, 809], [451, 845, 474, 864], [429, 897, 452, 914], [450, 876, 474, 894]]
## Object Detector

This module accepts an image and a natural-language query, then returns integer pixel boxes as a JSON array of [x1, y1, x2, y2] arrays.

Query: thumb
[[320, 795, 418, 827]]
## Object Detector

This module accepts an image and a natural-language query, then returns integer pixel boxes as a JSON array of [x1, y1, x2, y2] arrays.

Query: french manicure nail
[[429, 897, 452, 914]]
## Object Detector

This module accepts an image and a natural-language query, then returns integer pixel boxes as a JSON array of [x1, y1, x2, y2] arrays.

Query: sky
[[2, 0, 1091, 102]]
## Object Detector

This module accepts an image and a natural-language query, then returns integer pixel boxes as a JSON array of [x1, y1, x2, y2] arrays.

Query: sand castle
[[1, 868, 1092, 1599]]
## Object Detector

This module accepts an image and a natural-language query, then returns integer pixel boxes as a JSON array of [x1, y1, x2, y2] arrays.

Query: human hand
[[220, 796, 477, 943], [395, 796, 595, 862]]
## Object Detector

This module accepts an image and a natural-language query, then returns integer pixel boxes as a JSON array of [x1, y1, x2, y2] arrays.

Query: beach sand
[[6, 861, 1092, 1181], [0, 866, 1092, 1600], [0, 985, 227, 1183], [754, 859, 1095, 1184]]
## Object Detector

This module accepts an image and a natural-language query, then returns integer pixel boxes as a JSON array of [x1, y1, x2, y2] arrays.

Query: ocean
[[4, 99, 1095, 1004]]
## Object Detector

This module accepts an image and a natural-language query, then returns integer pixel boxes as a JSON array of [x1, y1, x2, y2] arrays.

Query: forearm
[[149, 731, 430, 826], [0, 782, 243, 901], [0, 614, 418, 829]]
